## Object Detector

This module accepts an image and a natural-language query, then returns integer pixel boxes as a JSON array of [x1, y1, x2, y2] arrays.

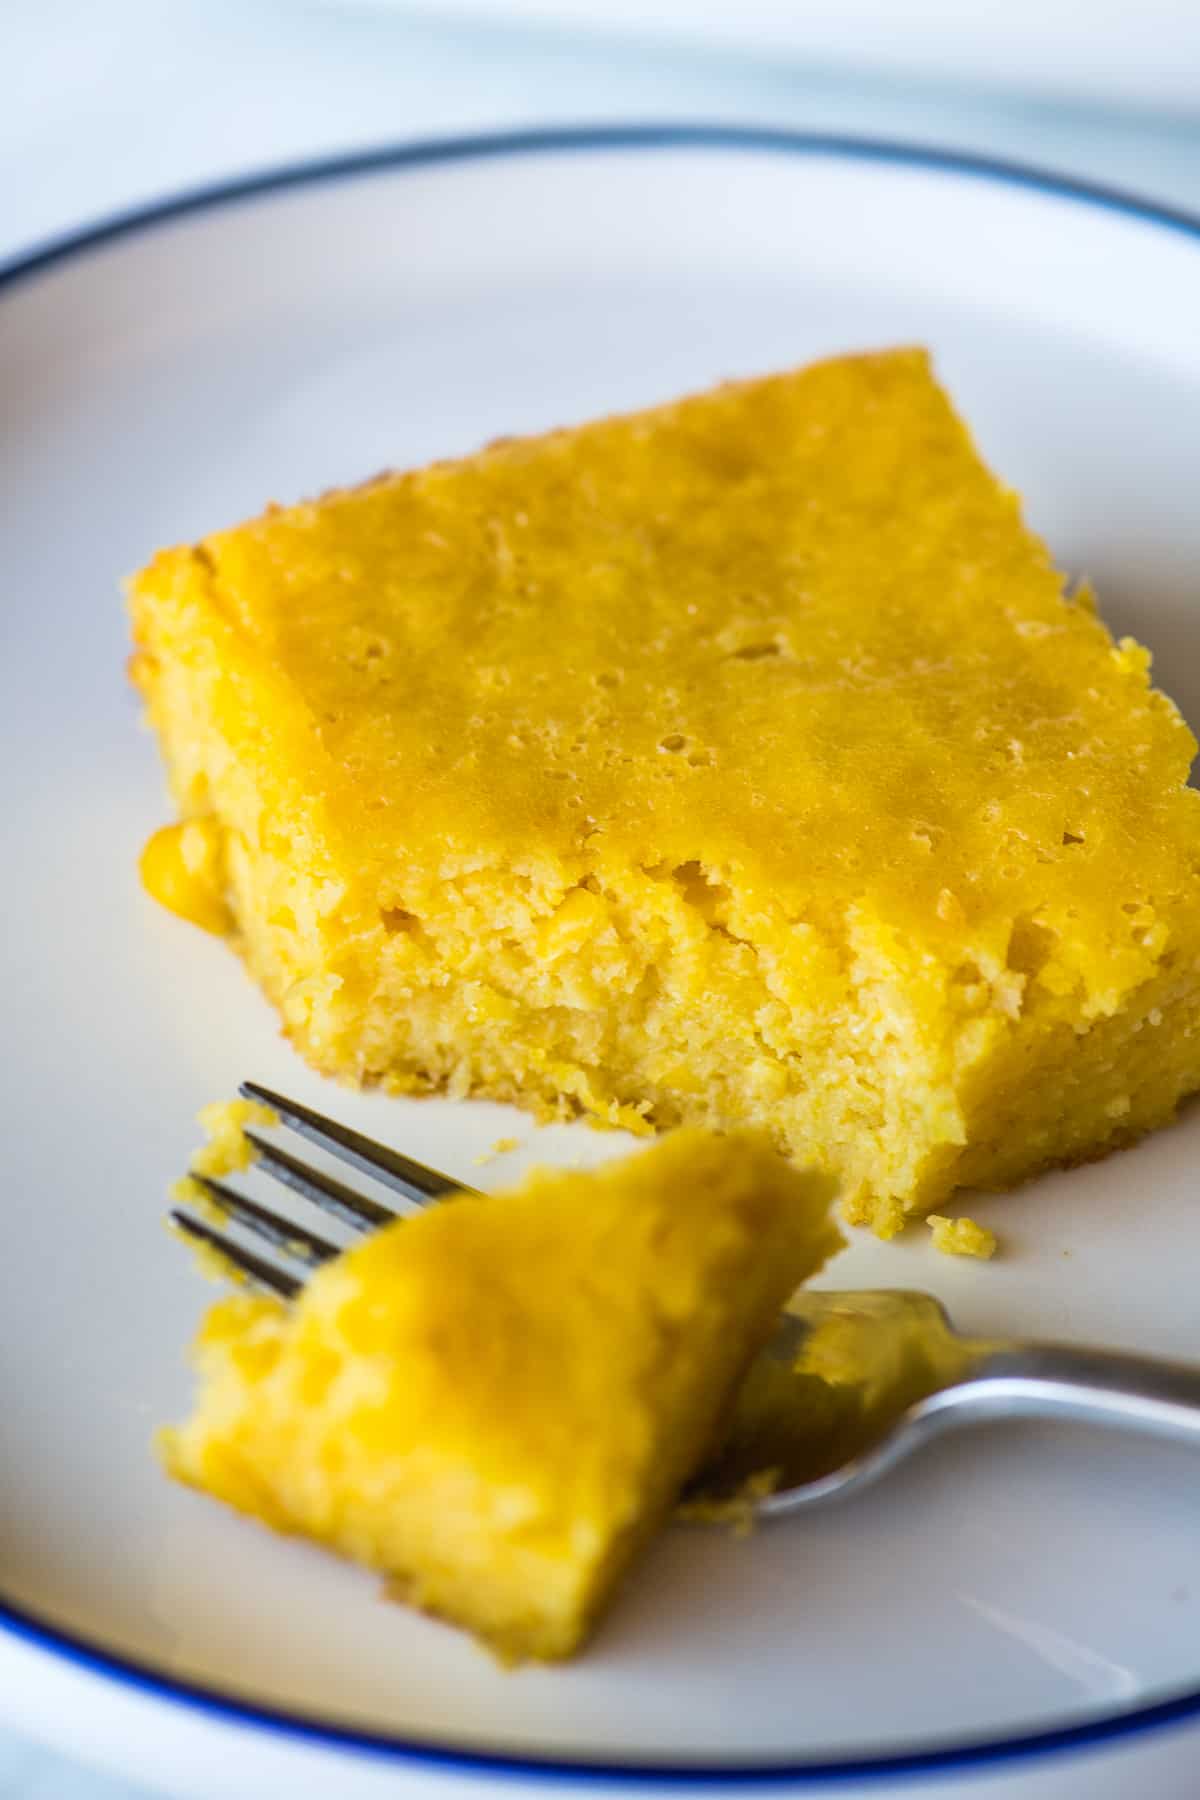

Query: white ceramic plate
[[3, 129, 1200, 1800]]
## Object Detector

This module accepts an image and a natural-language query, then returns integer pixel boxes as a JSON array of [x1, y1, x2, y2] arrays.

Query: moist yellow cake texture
[[161, 1129, 840, 1661], [129, 347, 1200, 1237]]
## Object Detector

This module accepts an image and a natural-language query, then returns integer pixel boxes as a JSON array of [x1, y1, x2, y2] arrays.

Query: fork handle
[[926, 1341, 1200, 1445]]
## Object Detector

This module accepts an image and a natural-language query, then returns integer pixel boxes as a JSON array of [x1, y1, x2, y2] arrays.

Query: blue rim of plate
[[3, 122, 1200, 1785]]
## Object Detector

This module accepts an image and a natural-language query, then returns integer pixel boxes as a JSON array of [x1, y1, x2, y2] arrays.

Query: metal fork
[[173, 1083, 1200, 1519], [171, 1081, 471, 1302]]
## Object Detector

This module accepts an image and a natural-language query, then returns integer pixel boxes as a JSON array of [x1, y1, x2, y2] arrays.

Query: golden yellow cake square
[[129, 348, 1200, 1235], [162, 1129, 839, 1660]]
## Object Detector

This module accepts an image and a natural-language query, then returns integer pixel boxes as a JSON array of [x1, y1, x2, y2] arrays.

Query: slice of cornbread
[[161, 1130, 840, 1661], [130, 348, 1200, 1236]]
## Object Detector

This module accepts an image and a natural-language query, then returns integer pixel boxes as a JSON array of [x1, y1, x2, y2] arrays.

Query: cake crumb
[[927, 1215, 997, 1259], [472, 1135, 522, 1167], [172, 1098, 280, 1243], [675, 1467, 779, 1536], [170, 1173, 208, 1211], [166, 1211, 254, 1285], [191, 1097, 279, 1179]]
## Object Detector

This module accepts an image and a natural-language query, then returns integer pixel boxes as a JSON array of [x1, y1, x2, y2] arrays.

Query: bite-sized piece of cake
[[129, 348, 1200, 1236], [160, 1130, 840, 1661]]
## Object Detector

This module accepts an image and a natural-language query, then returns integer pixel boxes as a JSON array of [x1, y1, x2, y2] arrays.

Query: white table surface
[[4, 3, 1200, 1794]]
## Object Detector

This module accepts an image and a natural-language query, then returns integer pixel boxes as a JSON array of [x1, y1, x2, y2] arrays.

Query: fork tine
[[240, 1081, 474, 1205], [244, 1133, 395, 1233], [171, 1210, 301, 1301], [193, 1175, 339, 1268]]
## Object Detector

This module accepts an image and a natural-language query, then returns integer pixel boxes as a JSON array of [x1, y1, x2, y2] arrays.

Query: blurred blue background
[[6, 0, 1200, 268]]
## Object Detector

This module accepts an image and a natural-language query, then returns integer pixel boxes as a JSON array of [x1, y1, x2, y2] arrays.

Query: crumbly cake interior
[[130, 348, 1200, 1235], [162, 1130, 840, 1660]]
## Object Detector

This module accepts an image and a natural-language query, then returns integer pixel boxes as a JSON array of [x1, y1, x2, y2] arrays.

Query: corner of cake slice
[[129, 347, 1200, 1236], [161, 1128, 840, 1661]]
